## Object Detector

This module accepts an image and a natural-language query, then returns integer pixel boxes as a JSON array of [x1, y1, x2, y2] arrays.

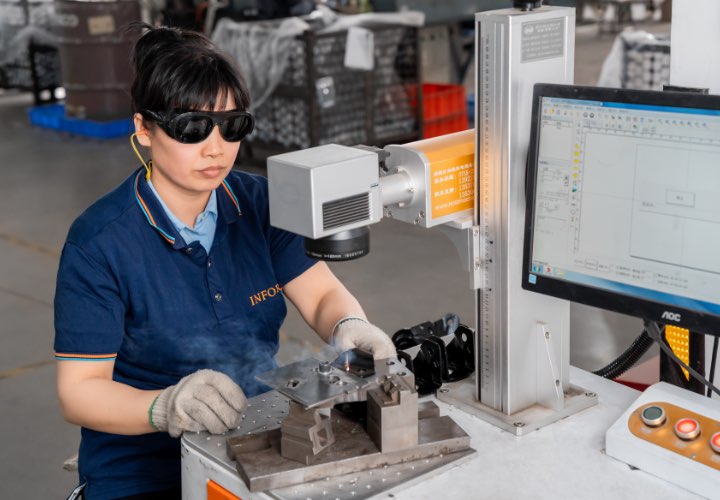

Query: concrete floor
[[0, 20, 670, 498]]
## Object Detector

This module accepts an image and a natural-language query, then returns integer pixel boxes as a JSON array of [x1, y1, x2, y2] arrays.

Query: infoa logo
[[661, 311, 682, 322]]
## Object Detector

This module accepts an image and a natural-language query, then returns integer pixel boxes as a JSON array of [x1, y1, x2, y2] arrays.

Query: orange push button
[[674, 418, 701, 441], [710, 432, 720, 453]]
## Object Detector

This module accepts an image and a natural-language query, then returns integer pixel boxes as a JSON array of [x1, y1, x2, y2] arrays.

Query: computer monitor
[[522, 84, 720, 336]]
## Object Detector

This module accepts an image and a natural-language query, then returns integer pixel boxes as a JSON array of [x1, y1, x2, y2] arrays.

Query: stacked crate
[[0, 0, 61, 102], [620, 33, 670, 90], [233, 23, 422, 153]]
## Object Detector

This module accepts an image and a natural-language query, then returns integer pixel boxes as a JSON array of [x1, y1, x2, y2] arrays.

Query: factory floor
[[0, 21, 670, 498]]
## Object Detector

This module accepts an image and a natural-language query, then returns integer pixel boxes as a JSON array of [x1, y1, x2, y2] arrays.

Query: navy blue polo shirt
[[54, 168, 316, 500]]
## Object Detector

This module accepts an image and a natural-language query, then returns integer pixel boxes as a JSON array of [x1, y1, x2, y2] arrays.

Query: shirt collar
[[217, 176, 243, 222], [146, 178, 217, 233], [133, 169, 242, 249]]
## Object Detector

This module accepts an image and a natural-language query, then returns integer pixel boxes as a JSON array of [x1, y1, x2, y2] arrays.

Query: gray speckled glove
[[150, 369, 247, 437], [332, 317, 397, 360]]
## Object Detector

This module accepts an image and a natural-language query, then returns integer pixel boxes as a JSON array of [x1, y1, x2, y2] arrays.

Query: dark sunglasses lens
[[220, 114, 254, 142], [173, 115, 213, 144]]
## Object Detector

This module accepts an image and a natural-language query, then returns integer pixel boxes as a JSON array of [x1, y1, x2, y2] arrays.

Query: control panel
[[630, 402, 720, 470], [607, 382, 720, 498]]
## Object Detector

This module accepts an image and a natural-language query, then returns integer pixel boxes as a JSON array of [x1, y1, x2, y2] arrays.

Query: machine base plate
[[437, 379, 598, 436], [228, 403, 473, 492]]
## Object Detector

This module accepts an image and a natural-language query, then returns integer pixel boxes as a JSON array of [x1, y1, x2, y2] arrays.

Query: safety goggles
[[145, 109, 255, 144]]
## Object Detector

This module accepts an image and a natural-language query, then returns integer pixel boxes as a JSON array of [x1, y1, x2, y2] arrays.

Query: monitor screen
[[522, 84, 720, 336]]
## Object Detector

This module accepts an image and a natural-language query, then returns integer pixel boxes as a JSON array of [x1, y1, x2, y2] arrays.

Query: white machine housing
[[268, 145, 382, 239], [268, 130, 476, 239]]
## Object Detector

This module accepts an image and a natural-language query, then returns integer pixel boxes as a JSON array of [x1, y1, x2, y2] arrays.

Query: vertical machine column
[[476, 4, 575, 415], [441, 5, 597, 434]]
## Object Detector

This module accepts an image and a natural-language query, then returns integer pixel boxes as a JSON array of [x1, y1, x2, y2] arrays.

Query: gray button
[[185, 247, 193, 255], [640, 405, 666, 428], [214, 292, 223, 302], [207, 259, 213, 268]]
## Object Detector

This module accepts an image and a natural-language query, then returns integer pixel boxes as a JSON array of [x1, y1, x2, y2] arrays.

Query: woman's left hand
[[332, 317, 397, 360]]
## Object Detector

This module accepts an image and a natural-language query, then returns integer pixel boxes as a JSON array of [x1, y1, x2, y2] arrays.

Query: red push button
[[711, 432, 720, 453], [674, 418, 701, 440]]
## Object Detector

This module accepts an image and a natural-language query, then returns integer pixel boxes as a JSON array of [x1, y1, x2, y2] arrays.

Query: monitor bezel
[[522, 83, 720, 336]]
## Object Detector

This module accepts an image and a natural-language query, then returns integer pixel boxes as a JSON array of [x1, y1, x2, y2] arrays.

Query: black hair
[[127, 23, 250, 123]]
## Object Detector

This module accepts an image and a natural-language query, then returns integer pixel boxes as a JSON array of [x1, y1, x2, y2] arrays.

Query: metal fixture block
[[367, 375, 419, 452], [280, 401, 335, 464]]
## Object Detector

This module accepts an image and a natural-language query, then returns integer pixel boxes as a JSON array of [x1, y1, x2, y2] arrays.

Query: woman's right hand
[[57, 361, 246, 436], [150, 369, 247, 437]]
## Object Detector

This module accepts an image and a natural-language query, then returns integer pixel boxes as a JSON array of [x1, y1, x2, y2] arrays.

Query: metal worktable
[[182, 367, 702, 499]]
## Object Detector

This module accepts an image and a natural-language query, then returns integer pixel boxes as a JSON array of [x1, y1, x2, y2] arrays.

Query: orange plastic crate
[[421, 83, 468, 139]]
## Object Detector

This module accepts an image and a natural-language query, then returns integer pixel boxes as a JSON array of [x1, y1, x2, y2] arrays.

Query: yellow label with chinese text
[[430, 154, 474, 219]]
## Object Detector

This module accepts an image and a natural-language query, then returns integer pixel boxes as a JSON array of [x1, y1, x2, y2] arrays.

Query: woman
[[54, 24, 395, 500]]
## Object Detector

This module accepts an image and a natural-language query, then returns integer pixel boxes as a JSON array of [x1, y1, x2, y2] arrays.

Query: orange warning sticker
[[430, 153, 474, 219], [207, 480, 241, 500]]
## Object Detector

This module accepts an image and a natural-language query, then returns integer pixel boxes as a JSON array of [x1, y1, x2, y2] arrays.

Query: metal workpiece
[[280, 401, 335, 464], [330, 348, 376, 379], [367, 375, 419, 452], [256, 352, 412, 410], [317, 360, 332, 375], [372, 355, 414, 384], [255, 357, 370, 409]]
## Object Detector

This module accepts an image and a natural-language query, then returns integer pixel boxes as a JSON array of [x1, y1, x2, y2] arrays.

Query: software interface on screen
[[529, 96, 720, 316]]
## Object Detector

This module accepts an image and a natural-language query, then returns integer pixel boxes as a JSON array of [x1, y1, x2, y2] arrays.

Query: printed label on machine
[[430, 154, 474, 219], [521, 19, 565, 63]]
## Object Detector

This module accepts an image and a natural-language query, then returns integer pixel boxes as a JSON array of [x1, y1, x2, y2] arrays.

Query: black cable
[[645, 321, 720, 398], [593, 327, 654, 380], [707, 336, 719, 398]]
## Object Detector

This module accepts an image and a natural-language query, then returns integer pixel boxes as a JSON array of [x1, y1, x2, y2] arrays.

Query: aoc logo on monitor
[[661, 311, 682, 322]]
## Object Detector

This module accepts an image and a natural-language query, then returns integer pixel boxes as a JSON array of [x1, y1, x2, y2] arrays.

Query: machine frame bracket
[[438, 218, 483, 290]]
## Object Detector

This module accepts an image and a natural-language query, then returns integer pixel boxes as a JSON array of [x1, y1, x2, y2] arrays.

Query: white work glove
[[150, 369, 247, 437], [332, 316, 397, 360]]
